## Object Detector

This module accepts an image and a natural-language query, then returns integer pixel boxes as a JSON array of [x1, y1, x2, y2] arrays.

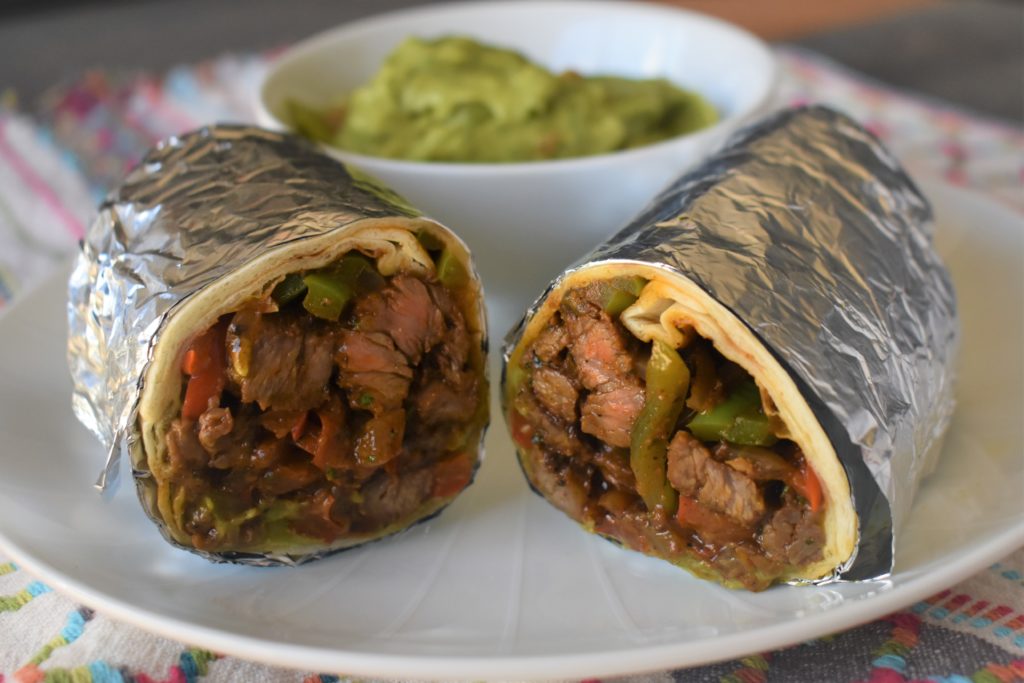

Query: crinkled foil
[[68, 125, 486, 565], [503, 106, 958, 582]]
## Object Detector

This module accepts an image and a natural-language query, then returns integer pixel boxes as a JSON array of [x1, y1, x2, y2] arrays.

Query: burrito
[[502, 106, 957, 591], [68, 126, 488, 563]]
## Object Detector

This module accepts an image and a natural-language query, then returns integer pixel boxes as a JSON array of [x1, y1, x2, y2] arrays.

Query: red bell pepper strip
[[180, 320, 228, 421], [791, 462, 823, 512]]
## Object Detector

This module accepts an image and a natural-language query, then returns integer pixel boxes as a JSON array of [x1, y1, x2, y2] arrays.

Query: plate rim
[[1, 178, 1022, 679]]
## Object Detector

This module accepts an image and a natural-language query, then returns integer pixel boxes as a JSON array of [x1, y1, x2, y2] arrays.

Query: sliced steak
[[413, 375, 479, 425], [361, 468, 432, 526], [580, 382, 644, 448], [532, 320, 569, 362], [336, 330, 413, 413], [165, 420, 208, 471], [564, 307, 635, 391], [527, 451, 588, 520], [532, 366, 579, 423], [197, 406, 234, 453], [353, 275, 445, 363], [228, 308, 336, 412], [760, 499, 825, 567], [258, 454, 322, 496], [591, 448, 636, 491], [354, 410, 406, 466], [513, 390, 578, 456], [667, 431, 765, 526], [425, 281, 472, 385]]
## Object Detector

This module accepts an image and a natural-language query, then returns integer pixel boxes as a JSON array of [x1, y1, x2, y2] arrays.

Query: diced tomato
[[508, 410, 534, 450], [180, 320, 228, 420], [432, 453, 474, 498]]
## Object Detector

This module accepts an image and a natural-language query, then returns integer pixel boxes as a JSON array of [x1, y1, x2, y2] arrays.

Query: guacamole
[[287, 36, 719, 163]]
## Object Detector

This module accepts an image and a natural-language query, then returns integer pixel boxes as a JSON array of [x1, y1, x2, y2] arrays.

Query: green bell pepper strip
[[599, 275, 648, 316], [302, 271, 354, 321], [415, 228, 445, 254], [436, 247, 469, 289], [630, 338, 690, 514], [271, 273, 307, 305], [300, 254, 379, 321], [686, 380, 779, 446]]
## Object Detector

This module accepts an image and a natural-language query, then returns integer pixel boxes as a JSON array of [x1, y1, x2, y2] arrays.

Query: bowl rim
[[257, 0, 779, 175]]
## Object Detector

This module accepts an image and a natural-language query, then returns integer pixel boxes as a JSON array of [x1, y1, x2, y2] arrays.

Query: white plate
[[0, 181, 1021, 680]]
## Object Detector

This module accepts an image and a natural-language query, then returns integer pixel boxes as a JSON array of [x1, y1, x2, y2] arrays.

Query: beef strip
[[760, 497, 825, 567], [257, 453, 323, 496], [591, 448, 636, 491], [532, 319, 569, 362], [360, 467, 433, 527], [531, 366, 579, 423], [197, 406, 234, 453], [413, 376, 479, 424], [353, 275, 445, 364], [526, 450, 589, 520], [561, 289, 645, 446], [227, 308, 336, 412], [354, 410, 406, 466], [336, 330, 413, 413], [513, 389, 579, 456], [563, 295, 635, 391], [580, 383, 645, 448], [424, 280, 472, 385], [166, 420, 208, 471], [666, 432, 765, 526]]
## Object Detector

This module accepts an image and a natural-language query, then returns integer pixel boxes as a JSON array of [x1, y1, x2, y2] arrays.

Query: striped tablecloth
[[1, 47, 1022, 683]]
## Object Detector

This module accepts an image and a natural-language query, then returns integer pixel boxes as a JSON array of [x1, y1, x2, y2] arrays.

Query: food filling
[[161, 245, 485, 552], [507, 278, 825, 590]]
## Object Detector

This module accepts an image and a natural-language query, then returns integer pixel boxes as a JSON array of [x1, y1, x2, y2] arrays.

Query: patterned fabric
[[1, 47, 1022, 682]]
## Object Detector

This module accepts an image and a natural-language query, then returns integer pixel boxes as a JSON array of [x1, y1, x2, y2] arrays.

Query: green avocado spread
[[287, 36, 719, 163]]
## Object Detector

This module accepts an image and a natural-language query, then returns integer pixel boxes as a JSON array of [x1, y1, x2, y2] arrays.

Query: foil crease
[[67, 125, 485, 566], [503, 106, 958, 581]]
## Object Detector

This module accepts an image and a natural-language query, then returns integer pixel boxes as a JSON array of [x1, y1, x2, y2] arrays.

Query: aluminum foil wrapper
[[68, 125, 484, 565], [503, 105, 958, 582]]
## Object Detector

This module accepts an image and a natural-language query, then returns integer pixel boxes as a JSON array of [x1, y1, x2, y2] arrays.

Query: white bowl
[[257, 0, 777, 318]]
